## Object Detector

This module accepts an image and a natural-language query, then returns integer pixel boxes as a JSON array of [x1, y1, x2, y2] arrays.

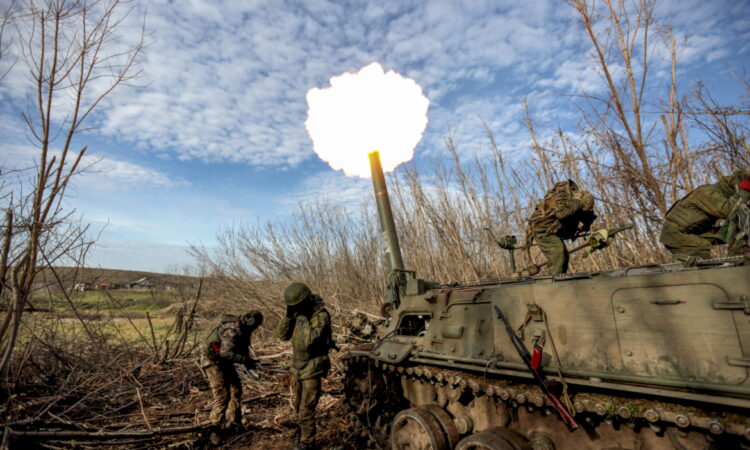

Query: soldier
[[203, 310, 263, 428], [527, 180, 597, 275], [660, 170, 750, 260], [277, 282, 334, 450]]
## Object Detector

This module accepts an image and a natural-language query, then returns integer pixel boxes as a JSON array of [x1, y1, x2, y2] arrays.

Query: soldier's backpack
[[526, 180, 580, 243], [205, 315, 240, 361]]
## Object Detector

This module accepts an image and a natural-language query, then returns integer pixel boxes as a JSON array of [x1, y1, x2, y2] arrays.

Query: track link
[[342, 351, 750, 448]]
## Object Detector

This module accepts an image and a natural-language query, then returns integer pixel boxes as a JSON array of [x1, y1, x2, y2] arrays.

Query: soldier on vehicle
[[660, 169, 750, 260], [277, 282, 334, 450], [526, 179, 597, 275], [203, 310, 263, 429]]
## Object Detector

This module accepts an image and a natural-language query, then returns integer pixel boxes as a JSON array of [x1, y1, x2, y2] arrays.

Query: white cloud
[[74, 156, 187, 192], [537, 58, 606, 94], [3, 0, 746, 175], [0, 144, 185, 192], [285, 170, 372, 211], [85, 239, 195, 273], [78, 1, 583, 168]]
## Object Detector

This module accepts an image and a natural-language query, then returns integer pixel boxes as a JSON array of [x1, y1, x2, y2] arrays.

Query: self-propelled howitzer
[[342, 154, 750, 449]]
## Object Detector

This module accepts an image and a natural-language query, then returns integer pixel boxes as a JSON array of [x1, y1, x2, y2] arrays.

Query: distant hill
[[34, 266, 201, 290]]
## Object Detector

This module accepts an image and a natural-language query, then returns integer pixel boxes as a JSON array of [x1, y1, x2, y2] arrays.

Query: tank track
[[342, 350, 750, 447]]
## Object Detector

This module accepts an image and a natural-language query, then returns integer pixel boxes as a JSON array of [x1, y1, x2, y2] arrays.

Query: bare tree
[[0, 0, 144, 375], [565, 0, 683, 218], [0, 1, 17, 81], [688, 81, 750, 171]]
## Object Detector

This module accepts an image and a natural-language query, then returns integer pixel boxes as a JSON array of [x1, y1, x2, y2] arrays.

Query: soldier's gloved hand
[[589, 228, 610, 249]]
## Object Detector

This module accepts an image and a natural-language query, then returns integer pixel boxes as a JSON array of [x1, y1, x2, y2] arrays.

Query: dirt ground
[[190, 341, 363, 450], [220, 392, 358, 449], [217, 356, 360, 450], [2, 339, 364, 450]]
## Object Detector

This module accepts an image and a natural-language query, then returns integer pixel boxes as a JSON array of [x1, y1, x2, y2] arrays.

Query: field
[[24, 288, 184, 345]]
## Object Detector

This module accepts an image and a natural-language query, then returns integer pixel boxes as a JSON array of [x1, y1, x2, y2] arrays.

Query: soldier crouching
[[660, 170, 750, 260], [277, 282, 335, 450], [203, 310, 263, 428], [527, 180, 597, 274]]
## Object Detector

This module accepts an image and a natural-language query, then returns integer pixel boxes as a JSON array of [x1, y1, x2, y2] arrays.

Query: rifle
[[494, 305, 578, 431], [520, 224, 633, 276], [575, 224, 633, 256]]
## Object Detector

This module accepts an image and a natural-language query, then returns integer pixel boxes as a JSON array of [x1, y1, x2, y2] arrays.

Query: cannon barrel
[[368, 150, 404, 273]]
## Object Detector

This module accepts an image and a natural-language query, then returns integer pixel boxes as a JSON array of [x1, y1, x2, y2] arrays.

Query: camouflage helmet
[[284, 282, 311, 306], [552, 179, 578, 195]]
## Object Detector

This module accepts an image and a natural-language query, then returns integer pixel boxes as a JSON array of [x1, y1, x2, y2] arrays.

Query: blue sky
[[1, 0, 749, 272]]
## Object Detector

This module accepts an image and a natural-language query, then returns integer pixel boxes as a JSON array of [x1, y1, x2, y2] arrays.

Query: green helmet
[[284, 282, 311, 306]]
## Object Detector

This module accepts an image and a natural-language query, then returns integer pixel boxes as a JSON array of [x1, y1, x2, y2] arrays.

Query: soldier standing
[[277, 282, 333, 450], [203, 310, 263, 428], [660, 170, 750, 260], [526, 180, 597, 275]]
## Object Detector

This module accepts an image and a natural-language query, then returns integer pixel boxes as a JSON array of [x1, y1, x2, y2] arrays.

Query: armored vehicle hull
[[343, 259, 750, 449]]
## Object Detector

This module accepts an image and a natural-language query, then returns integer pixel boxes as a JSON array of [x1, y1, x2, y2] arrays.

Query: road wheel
[[422, 405, 460, 448], [391, 407, 450, 450]]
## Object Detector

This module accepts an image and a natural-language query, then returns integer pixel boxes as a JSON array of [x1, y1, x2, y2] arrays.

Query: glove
[[589, 228, 610, 247], [590, 228, 609, 242], [584, 228, 611, 257]]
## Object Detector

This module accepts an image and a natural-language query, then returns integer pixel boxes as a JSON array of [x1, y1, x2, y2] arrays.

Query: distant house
[[73, 282, 91, 292], [92, 279, 112, 290], [123, 277, 154, 290]]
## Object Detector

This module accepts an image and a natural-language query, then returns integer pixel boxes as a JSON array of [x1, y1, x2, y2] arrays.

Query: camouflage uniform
[[660, 170, 750, 259], [527, 180, 596, 275], [277, 283, 333, 450], [203, 312, 262, 427]]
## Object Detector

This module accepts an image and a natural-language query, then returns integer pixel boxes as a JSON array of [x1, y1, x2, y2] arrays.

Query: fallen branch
[[135, 388, 152, 432], [6, 423, 211, 441]]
